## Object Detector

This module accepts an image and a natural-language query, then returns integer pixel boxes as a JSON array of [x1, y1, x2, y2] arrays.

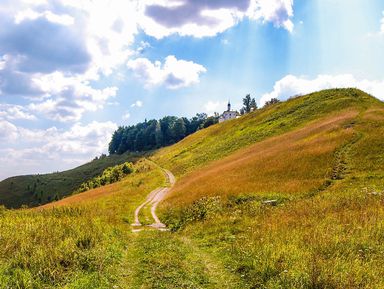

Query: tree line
[[108, 114, 218, 154]]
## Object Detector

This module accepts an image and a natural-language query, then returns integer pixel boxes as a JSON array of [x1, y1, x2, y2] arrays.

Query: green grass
[[0, 152, 142, 208]]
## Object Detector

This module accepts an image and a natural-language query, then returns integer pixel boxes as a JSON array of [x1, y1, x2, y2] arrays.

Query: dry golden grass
[[39, 181, 119, 209], [165, 110, 358, 207]]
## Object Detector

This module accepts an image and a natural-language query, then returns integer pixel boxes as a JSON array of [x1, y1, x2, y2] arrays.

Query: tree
[[243, 94, 252, 113], [200, 116, 218, 129], [250, 98, 257, 111], [155, 121, 164, 147], [241, 94, 257, 114], [264, 98, 280, 107], [134, 131, 145, 151], [173, 118, 186, 141], [108, 113, 215, 155]]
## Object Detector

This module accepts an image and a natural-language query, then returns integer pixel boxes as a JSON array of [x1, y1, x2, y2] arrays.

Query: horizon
[[1, 0, 384, 180]]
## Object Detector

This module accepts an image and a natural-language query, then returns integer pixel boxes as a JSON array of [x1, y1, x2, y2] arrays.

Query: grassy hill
[[152, 88, 378, 177], [0, 152, 142, 208], [154, 89, 384, 288], [1, 88, 384, 288]]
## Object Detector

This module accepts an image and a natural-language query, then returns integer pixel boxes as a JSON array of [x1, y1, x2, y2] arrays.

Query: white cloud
[[0, 120, 117, 180], [131, 100, 143, 108], [28, 71, 117, 122], [204, 100, 227, 115], [247, 0, 294, 32], [0, 0, 133, 123], [0, 120, 18, 140], [127, 55, 207, 89], [15, 9, 75, 26], [0, 104, 36, 120], [139, 0, 295, 38], [260, 74, 384, 106], [122, 112, 131, 120], [136, 41, 151, 54]]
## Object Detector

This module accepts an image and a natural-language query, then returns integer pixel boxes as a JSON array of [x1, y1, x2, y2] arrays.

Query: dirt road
[[132, 169, 175, 230]]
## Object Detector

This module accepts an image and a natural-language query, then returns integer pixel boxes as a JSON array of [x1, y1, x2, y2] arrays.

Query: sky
[[1, 0, 384, 180]]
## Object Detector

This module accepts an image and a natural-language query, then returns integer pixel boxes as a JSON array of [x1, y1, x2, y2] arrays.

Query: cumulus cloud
[[0, 120, 117, 180], [0, 120, 18, 140], [140, 0, 294, 38], [0, 0, 131, 122], [260, 74, 384, 106], [127, 55, 207, 89], [248, 0, 294, 32], [15, 9, 75, 26], [0, 104, 36, 120], [28, 72, 117, 122], [204, 100, 227, 115]]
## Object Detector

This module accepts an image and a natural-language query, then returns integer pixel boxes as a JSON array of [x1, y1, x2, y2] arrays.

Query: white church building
[[219, 101, 238, 123]]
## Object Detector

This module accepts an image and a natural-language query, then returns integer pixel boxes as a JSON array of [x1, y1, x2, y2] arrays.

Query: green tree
[[241, 94, 257, 114], [155, 121, 164, 147], [173, 118, 186, 141], [250, 98, 257, 111]]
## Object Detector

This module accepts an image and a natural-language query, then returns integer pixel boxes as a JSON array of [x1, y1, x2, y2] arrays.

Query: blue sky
[[0, 0, 384, 180]]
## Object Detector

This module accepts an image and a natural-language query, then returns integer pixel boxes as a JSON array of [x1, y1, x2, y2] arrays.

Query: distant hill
[[0, 152, 141, 208]]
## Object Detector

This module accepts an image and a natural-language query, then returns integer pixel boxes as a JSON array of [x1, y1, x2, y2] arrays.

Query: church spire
[[227, 100, 231, 112]]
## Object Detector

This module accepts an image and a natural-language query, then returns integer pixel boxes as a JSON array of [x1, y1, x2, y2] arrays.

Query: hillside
[[0, 152, 142, 208], [153, 88, 384, 287], [1, 88, 384, 288], [152, 88, 379, 177]]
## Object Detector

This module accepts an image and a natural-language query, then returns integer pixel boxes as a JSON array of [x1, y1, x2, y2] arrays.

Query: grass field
[[1, 88, 384, 288]]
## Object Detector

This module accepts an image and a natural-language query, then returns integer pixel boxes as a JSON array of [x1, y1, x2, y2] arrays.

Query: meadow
[[0, 160, 164, 288], [0, 89, 384, 288]]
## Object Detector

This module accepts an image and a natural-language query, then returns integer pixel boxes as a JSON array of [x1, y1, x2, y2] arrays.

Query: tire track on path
[[132, 168, 175, 231]]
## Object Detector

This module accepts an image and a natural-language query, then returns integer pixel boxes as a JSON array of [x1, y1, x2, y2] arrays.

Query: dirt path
[[132, 168, 175, 230]]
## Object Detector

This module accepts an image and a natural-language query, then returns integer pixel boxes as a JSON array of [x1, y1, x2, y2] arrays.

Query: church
[[219, 101, 238, 123]]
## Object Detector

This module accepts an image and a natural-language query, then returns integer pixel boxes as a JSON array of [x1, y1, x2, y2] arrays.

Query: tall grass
[[157, 89, 384, 288], [0, 160, 164, 288]]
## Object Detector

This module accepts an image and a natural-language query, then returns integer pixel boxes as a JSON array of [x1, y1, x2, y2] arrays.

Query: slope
[[0, 152, 142, 208], [152, 88, 384, 288], [152, 88, 379, 178]]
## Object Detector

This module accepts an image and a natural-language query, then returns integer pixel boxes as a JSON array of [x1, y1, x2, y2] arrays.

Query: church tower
[[227, 101, 231, 112]]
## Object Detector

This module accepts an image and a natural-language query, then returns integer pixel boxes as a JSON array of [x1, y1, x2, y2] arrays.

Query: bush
[[74, 162, 134, 194]]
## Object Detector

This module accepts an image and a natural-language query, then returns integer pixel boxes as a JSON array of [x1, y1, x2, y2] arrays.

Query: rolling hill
[[153, 88, 384, 287], [0, 152, 142, 208]]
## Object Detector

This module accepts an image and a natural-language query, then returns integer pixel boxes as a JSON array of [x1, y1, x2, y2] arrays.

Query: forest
[[108, 113, 218, 154]]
